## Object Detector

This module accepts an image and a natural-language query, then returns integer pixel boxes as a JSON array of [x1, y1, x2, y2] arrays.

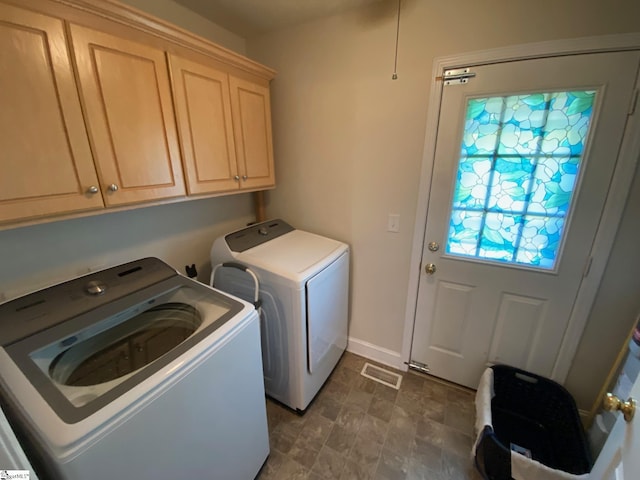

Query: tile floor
[[256, 352, 483, 479]]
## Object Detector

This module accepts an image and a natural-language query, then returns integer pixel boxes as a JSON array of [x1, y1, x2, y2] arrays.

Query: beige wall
[[247, 0, 640, 409], [118, 0, 246, 53], [0, 196, 255, 300]]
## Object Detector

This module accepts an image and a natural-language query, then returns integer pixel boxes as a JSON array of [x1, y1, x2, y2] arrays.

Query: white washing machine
[[0, 258, 269, 480], [1, 405, 39, 478], [211, 219, 349, 412]]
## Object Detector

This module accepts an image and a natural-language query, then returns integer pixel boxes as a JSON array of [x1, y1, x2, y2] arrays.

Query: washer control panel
[[85, 280, 107, 296], [0, 257, 177, 346]]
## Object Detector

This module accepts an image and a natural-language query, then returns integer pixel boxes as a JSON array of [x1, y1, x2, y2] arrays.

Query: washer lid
[[3, 275, 247, 425], [236, 230, 348, 283], [0, 257, 177, 346]]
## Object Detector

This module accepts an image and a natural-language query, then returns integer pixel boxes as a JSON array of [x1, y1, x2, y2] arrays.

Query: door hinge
[[405, 360, 430, 374], [628, 89, 638, 116], [438, 67, 476, 86], [583, 255, 594, 278]]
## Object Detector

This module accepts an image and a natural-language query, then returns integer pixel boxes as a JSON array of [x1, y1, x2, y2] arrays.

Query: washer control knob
[[258, 227, 268, 236], [85, 280, 107, 296]]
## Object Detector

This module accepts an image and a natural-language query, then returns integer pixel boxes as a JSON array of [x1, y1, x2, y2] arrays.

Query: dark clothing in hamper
[[475, 365, 592, 480]]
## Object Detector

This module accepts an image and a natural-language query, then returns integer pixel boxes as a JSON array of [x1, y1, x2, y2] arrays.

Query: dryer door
[[306, 251, 349, 373]]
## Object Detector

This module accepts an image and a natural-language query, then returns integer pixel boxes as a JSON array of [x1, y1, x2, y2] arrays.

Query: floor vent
[[360, 363, 402, 390]]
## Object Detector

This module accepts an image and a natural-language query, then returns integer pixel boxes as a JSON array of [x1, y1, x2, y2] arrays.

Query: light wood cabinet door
[[229, 76, 275, 190], [0, 4, 103, 224], [168, 55, 238, 194], [69, 24, 185, 206]]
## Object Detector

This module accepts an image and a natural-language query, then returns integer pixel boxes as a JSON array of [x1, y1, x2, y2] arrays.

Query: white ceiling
[[174, 0, 390, 37]]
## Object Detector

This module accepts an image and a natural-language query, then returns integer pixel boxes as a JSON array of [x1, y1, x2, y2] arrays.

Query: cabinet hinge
[[628, 89, 638, 116], [437, 67, 476, 86]]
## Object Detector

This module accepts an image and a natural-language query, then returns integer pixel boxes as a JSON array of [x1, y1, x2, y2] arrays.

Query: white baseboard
[[346, 336, 406, 371]]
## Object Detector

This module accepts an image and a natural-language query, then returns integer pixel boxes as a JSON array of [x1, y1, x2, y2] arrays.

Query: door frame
[[402, 33, 640, 383]]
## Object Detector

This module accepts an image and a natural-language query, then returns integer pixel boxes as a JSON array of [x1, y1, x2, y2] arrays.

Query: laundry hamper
[[473, 365, 592, 480]]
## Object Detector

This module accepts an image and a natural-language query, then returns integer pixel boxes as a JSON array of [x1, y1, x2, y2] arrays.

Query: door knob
[[603, 392, 636, 422], [234, 175, 240, 182], [424, 263, 437, 275], [86, 185, 99, 194], [108, 184, 119, 192], [428, 242, 440, 252]]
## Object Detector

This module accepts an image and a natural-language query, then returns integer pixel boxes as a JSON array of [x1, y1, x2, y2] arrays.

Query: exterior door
[[589, 373, 640, 479], [411, 52, 640, 388]]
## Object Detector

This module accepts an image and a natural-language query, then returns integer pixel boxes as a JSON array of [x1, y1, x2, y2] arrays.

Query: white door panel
[[411, 51, 640, 388], [590, 372, 640, 479], [487, 293, 548, 368]]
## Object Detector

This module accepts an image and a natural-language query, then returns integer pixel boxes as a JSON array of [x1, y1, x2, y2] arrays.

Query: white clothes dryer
[[0, 258, 269, 480], [211, 220, 349, 412]]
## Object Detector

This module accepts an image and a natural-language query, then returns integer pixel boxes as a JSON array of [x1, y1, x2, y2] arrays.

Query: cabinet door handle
[[108, 184, 119, 192], [242, 175, 248, 181], [87, 185, 99, 194], [234, 175, 240, 182]]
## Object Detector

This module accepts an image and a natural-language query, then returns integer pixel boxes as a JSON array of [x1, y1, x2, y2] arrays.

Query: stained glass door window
[[446, 91, 596, 269]]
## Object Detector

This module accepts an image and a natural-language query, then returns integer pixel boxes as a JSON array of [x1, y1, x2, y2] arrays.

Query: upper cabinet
[[0, 0, 276, 227], [169, 55, 276, 195], [0, 4, 103, 223], [229, 76, 276, 190], [168, 54, 238, 194], [68, 24, 186, 206]]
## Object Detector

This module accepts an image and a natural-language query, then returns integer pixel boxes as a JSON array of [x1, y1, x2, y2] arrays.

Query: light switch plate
[[387, 214, 400, 233]]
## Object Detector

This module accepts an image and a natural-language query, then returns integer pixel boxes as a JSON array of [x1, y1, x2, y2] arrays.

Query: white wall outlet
[[387, 214, 400, 233]]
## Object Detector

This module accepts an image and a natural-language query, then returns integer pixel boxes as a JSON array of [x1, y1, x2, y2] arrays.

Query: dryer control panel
[[225, 219, 294, 252]]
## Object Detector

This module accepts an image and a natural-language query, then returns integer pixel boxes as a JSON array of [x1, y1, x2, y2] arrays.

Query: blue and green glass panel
[[447, 90, 596, 269]]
